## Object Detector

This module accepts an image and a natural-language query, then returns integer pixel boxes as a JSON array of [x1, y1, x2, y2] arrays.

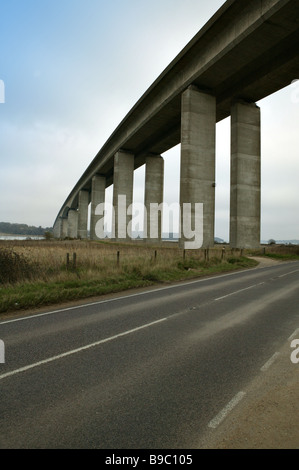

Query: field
[[1, 239, 297, 315]]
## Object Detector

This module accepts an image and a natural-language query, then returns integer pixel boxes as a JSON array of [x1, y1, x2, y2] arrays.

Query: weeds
[[0, 240, 260, 314], [0, 248, 39, 284]]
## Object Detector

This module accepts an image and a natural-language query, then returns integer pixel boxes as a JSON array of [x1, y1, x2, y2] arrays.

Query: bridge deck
[[55, 0, 299, 220]]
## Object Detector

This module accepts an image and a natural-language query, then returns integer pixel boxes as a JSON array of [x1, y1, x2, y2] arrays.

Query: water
[[0, 236, 45, 240]]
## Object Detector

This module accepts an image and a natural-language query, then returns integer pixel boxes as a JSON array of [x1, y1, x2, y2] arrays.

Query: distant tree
[[0, 222, 53, 236], [44, 231, 54, 240], [268, 239, 276, 245]]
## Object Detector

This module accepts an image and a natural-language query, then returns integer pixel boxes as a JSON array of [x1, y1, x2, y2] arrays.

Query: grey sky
[[0, 0, 298, 241]]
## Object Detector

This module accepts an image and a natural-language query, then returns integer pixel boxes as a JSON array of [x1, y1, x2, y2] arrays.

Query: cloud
[[0, 119, 100, 226], [0, 0, 298, 242]]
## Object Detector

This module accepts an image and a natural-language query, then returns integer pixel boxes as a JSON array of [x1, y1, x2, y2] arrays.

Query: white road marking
[[278, 269, 299, 278], [0, 265, 285, 325], [260, 352, 280, 372], [1, 264, 298, 326], [208, 392, 246, 429], [214, 283, 264, 301], [0, 317, 167, 381], [288, 328, 299, 341]]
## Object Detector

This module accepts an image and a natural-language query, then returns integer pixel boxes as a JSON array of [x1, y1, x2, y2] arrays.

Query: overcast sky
[[0, 0, 298, 242]]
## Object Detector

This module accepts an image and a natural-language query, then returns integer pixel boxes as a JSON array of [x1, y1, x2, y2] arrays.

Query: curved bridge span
[[53, 0, 299, 248]]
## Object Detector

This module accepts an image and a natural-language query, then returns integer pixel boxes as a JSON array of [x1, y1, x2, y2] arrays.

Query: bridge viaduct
[[53, 0, 299, 249]]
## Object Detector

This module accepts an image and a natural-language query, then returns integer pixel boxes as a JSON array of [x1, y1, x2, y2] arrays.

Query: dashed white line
[[214, 283, 264, 301], [208, 391, 246, 429], [0, 317, 167, 382], [0, 266, 280, 325], [0, 270, 255, 326], [1, 264, 298, 326], [260, 352, 280, 372], [278, 269, 299, 279], [288, 328, 299, 341]]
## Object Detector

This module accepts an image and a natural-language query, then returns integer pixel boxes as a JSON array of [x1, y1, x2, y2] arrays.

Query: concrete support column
[[54, 216, 71, 238], [230, 101, 261, 249], [61, 218, 68, 239], [90, 175, 106, 240], [53, 218, 63, 238], [144, 155, 164, 243], [77, 190, 89, 239], [180, 86, 216, 249], [68, 209, 78, 239], [113, 150, 134, 241]]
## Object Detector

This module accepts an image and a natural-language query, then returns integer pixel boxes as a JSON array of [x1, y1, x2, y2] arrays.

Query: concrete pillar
[[180, 86, 216, 249], [230, 101, 261, 249], [53, 218, 62, 239], [144, 155, 164, 243], [68, 209, 78, 238], [77, 190, 89, 239], [61, 218, 68, 239], [113, 150, 134, 241], [90, 175, 106, 240]]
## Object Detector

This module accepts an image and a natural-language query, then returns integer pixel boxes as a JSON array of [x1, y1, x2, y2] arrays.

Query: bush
[[0, 248, 38, 284], [44, 231, 54, 240], [177, 258, 201, 270]]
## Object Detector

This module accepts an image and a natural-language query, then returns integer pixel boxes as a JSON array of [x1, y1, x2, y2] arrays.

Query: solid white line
[[260, 352, 280, 372], [208, 392, 246, 429], [214, 283, 264, 301], [1, 262, 298, 326], [0, 317, 167, 381], [288, 328, 299, 341]]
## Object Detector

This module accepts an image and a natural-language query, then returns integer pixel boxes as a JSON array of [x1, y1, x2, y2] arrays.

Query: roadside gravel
[[198, 256, 299, 449]]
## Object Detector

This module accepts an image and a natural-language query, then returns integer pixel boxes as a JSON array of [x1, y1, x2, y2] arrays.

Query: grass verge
[[263, 253, 299, 261], [0, 241, 258, 315]]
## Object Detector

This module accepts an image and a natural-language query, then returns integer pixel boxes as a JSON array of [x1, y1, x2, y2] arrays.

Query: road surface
[[0, 261, 298, 449]]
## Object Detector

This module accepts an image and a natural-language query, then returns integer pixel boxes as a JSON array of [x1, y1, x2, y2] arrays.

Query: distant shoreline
[[0, 234, 298, 244], [0, 235, 45, 240]]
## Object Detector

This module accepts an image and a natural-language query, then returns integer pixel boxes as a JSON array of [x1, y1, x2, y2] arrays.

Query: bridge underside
[[54, 0, 299, 248]]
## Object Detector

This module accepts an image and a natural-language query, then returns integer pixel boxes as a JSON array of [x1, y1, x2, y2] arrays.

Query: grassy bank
[[0, 240, 259, 314], [250, 244, 299, 261]]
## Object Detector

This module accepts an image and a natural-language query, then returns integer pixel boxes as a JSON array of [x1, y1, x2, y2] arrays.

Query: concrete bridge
[[53, 0, 299, 248]]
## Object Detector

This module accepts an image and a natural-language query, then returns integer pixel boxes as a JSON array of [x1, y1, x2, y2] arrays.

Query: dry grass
[[0, 239, 241, 282], [250, 244, 299, 260], [0, 239, 258, 313]]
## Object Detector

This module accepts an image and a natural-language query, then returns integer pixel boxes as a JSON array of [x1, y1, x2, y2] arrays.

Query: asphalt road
[[0, 261, 298, 449]]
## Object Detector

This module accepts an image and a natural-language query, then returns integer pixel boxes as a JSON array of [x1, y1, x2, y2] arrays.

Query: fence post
[[73, 252, 77, 270], [117, 251, 120, 267], [66, 253, 70, 270]]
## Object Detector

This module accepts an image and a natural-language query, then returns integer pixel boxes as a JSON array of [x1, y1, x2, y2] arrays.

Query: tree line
[[0, 222, 53, 236]]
